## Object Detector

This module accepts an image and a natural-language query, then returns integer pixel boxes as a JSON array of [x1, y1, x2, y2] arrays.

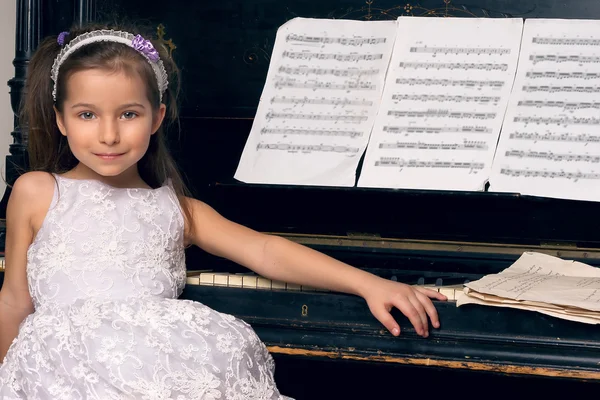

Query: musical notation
[[522, 85, 600, 93], [261, 128, 363, 138], [270, 96, 373, 107], [500, 168, 600, 181], [517, 100, 600, 111], [396, 78, 505, 88], [235, 17, 397, 186], [530, 54, 600, 64], [392, 94, 501, 105], [274, 79, 376, 91], [399, 62, 508, 71], [504, 150, 600, 163], [283, 51, 384, 62], [278, 66, 380, 77], [358, 17, 523, 191], [525, 71, 600, 79], [382, 126, 493, 134], [509, 131, 600, 143], [409, 46, 510, 55], [532, 37, 600, 46], [513, 116, 600, 126], [489, 19, 600, 202], [265, 112, 368, 123], [257, 143, 360, 154], [379, 140, 488, 150], [286, 33, 387, 46], [374, 159, 485, 172], [388, 110, 496, 119]]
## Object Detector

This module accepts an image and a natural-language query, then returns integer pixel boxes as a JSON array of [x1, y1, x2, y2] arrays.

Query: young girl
[[0, 22, 446, 399]]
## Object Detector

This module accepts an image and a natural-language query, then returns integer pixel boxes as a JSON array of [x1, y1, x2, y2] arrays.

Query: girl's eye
[[79, 112, 95, 120], [122, 112, 137, 119]]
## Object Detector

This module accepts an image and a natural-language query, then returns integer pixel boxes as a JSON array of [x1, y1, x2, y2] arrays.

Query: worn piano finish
[[2, 0, 600, 396]]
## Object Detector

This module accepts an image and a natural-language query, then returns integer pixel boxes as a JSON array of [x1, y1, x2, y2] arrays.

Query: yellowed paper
[[457, 252, 600, 324]]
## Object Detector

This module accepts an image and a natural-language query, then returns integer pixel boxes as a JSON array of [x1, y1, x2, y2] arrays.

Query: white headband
[[50, 29, 169, 102]]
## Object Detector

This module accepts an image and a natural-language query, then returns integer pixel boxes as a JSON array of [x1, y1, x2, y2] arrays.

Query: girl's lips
[[95, 153, 124, 160]]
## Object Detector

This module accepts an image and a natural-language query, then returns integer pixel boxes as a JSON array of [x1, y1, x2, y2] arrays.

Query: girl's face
[[55, 68, 166, 185]]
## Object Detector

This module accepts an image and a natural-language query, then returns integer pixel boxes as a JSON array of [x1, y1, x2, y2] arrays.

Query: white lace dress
[[0, 175, 291, 400]]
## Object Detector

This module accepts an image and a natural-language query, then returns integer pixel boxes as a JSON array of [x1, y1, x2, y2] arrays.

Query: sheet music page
[[457, 292, 600, 324], [462, 252, 600, 312], [358, 17, 523, 190], [489, 19, 600, 201], [234, 17, 397, 186]]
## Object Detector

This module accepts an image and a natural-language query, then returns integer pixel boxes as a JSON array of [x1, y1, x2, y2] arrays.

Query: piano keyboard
[[0, 260, 464, 301], [186, 271, 465, 301]]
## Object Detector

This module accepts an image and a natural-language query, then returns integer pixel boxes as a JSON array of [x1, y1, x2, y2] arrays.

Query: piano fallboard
[[180, 284, 600, 381]]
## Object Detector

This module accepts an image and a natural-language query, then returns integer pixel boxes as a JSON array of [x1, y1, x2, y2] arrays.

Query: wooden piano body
[[2, 0, 600, 397]]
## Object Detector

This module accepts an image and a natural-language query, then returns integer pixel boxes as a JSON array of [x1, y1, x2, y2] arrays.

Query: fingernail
[[392, 327, 399, 336]]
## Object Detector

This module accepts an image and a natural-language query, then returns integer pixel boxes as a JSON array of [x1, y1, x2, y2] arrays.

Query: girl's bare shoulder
[[10, 171, 56, 232]]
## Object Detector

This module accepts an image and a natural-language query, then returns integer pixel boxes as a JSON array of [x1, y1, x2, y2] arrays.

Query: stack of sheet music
[[457, 252, 600, 324]]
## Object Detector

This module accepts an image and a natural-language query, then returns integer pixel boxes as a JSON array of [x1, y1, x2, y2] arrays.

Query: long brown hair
[[21, 21, 193, 233]]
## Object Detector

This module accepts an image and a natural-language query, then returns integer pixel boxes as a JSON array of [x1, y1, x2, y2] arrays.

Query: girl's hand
[[362, 278, 447, 338]]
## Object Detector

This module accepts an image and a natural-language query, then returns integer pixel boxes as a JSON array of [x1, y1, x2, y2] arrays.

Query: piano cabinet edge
[[265, 345, 600, 382]]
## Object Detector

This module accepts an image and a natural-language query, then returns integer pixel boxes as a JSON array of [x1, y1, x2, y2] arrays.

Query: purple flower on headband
[[57, 31, 69, 46], [132, 34, 159, 62]]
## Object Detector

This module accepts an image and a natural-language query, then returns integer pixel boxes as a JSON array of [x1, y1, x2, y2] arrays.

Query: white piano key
[[242, 275, 258, 289], [257, 277, 272, 290], [213, 273, 230, 287], [271, 280, 287, 290], [228, 274, 244, 288]]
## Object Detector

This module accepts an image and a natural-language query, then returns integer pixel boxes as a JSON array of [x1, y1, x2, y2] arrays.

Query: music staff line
[[265, 112, 368, 123], [522, 85, 600, 93], [526, 71, 600, 79], [260, 128, 363, 138], [285, 34, 387, 46], [278, 66, 380, 77], [256, 143, 360, 154], [530, 54, 600, 64], [399, 62, 508, 71], [388, 110, 497, 119], [532, 37, 600, 46], [514, 116, 600, 126], [270, 96, 374, 107], [392, 94, 501, 105], [282, 51, 384, 62], [509, 131, 600, 143], [517, 100, 600, 111], [375, 159, 485, 171], [383, 126, 493, 134], [396, 78, 505, 88], [379, 140, 488, 150], [505, 150, 600, 163], [409, 46, 510, 55], [274, 79, 376, 91], [500, 168, 600, 181]]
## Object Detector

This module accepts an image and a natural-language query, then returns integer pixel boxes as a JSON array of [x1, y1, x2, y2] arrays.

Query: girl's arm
[[184, 197, 447, 338], [0, 173, 52, 361]]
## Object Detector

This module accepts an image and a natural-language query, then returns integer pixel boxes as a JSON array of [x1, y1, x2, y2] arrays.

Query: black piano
[[2, 0, 600, 397]]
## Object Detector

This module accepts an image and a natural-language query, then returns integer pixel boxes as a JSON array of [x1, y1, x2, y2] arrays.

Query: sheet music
[[489, 19, 600, 201], [358, 17, 523, 190], [234, 17, 397, 186]]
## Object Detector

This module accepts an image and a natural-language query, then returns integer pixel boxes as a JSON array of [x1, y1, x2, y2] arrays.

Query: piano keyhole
[[301, 304, 308, 317]]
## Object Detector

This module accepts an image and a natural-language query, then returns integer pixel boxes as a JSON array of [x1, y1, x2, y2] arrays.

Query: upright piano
[[2, 0, 600, 397]]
